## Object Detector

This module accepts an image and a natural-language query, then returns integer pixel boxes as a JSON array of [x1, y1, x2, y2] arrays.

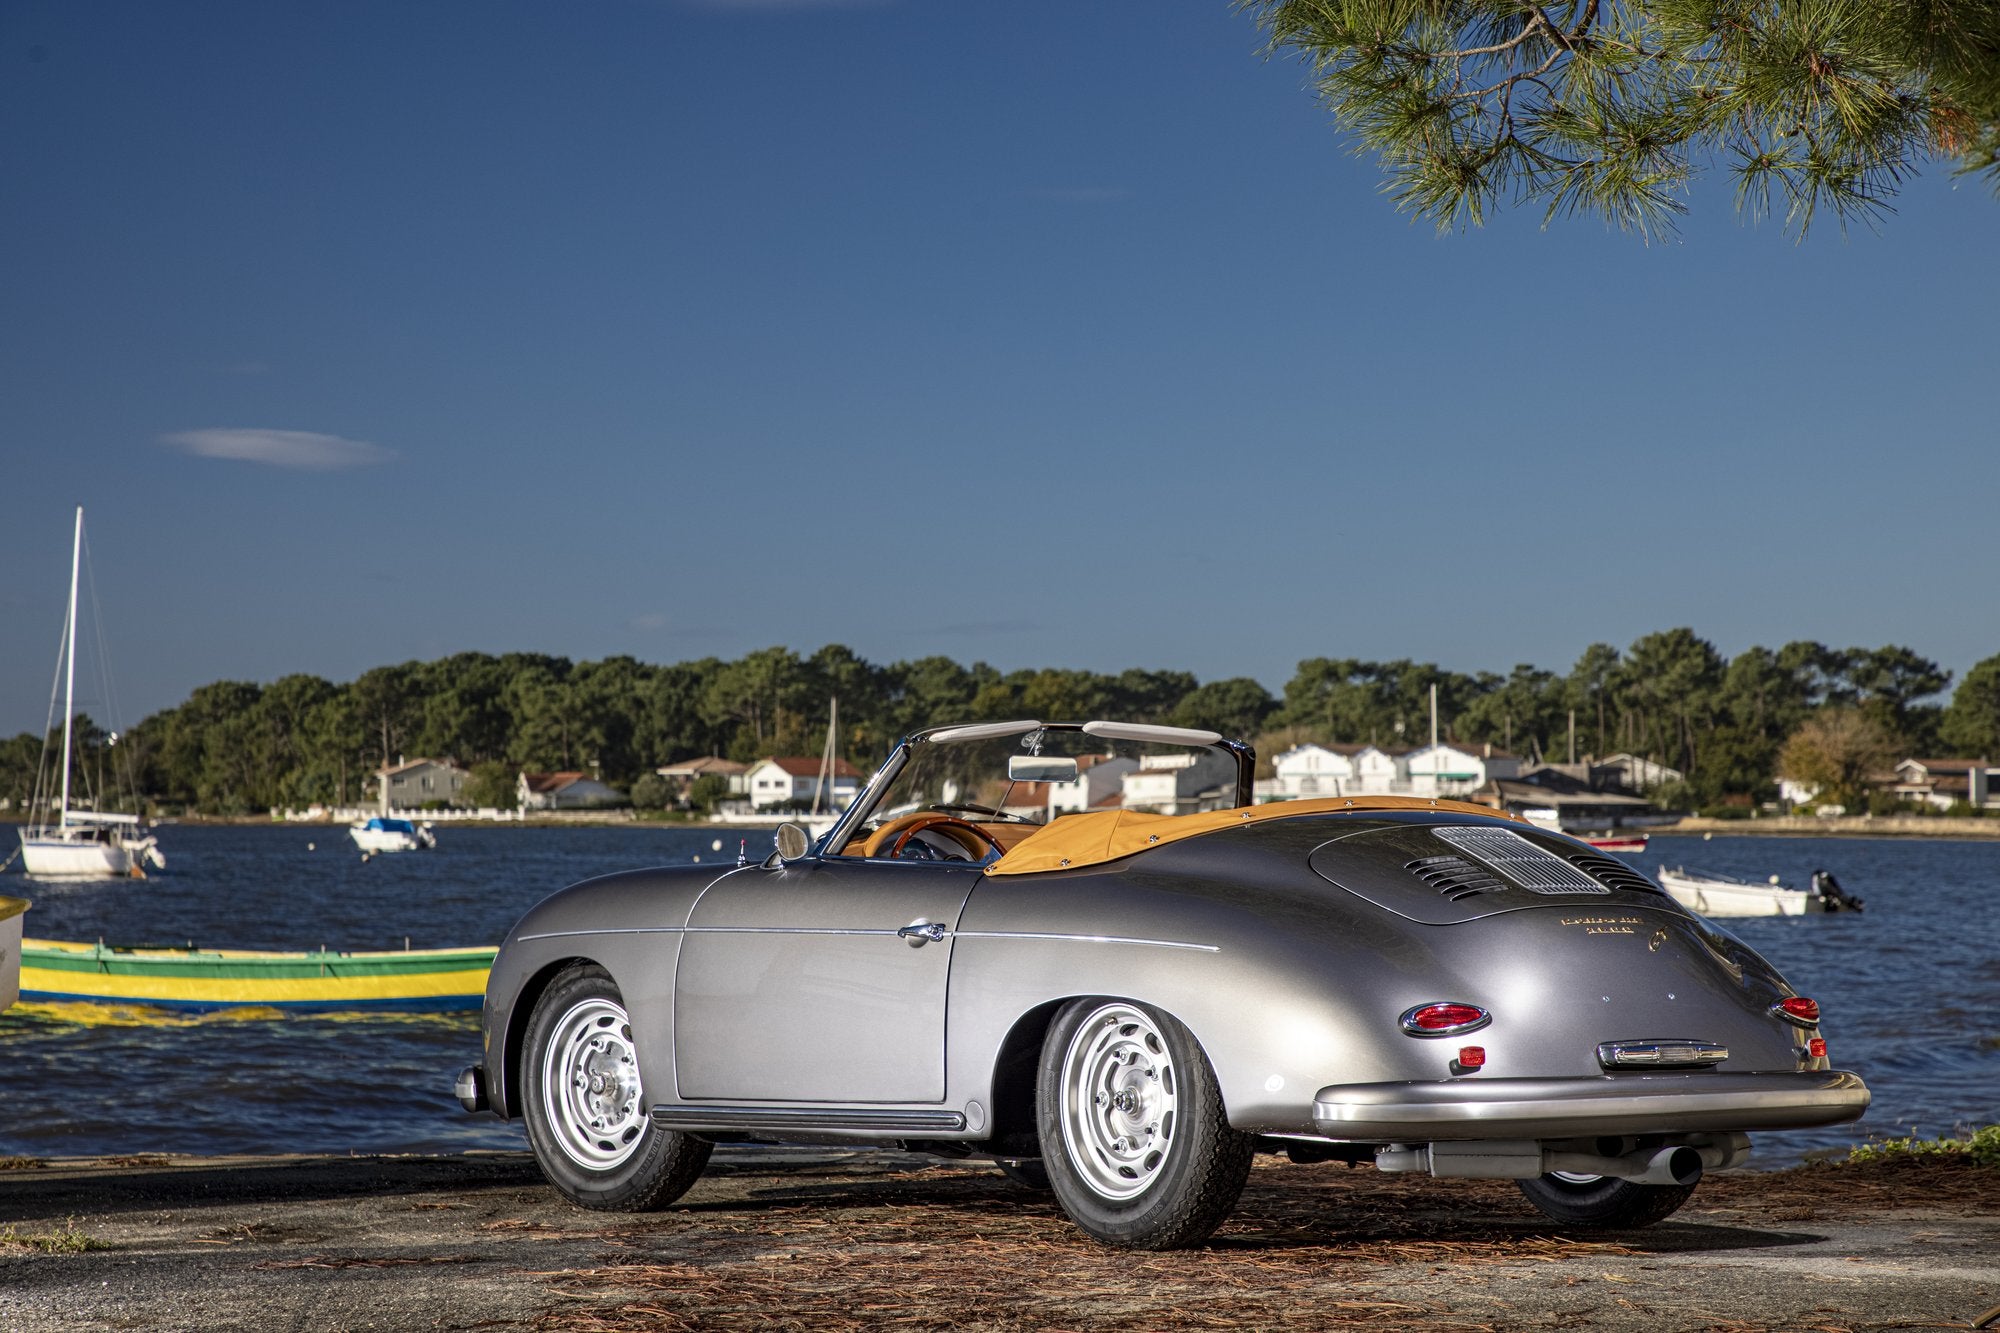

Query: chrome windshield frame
[[814, 721, 1257, 856]]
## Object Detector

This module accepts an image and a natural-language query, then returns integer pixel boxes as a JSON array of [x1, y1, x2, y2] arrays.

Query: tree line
[[6, 631, 2000, 816]]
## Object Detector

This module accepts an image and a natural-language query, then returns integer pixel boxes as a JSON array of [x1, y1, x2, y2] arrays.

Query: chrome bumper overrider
[[1312, 1070, 1869, 1140]]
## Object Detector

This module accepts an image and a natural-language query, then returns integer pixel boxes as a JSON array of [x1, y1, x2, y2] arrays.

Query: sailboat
[[18, 507, 166, 880], [804, 696, 844, 836]]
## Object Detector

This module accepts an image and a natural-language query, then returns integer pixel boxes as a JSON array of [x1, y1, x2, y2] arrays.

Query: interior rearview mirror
[[774, 822, 812, 861], [1008, 755, 1078, 783]]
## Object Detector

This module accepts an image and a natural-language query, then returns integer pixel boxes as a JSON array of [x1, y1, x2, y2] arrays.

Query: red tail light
[[1773, 997, 1821, 1027], [1808, 1038, 1827, 1059], [1456, 1045, 1486, 1069], [1400, 1002, 1490, 1036]]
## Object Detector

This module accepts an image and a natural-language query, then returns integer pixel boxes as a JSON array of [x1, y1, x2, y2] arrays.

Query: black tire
[[521, 963, 712, 1211], [996, 1159, 1053, 1192], [1517, 1172, 1696, 1228], [1036, 997, 1254, 1249]]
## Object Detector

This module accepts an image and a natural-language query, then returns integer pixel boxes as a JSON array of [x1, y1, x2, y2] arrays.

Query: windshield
[[845, 723, 1244, 839]]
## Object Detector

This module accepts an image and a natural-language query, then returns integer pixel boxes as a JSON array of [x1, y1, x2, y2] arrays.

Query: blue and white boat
[[349, 817, 437, 854]]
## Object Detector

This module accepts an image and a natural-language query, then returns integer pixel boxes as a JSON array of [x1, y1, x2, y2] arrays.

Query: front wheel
[[1037, 998, 1254, 1249], [1517, 1172, 1696, 1228], [521, 963, 711, 1211]]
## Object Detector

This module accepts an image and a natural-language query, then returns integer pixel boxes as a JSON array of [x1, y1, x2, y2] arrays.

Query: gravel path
[[1, 1150, 1993, 1331]]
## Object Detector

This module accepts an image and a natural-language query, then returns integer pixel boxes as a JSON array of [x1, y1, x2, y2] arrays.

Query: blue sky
[[4, 0, 1997, 735]]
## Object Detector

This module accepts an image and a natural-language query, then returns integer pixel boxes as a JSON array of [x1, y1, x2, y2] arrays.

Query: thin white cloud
[[161, 429, 396, 470], [629, 612, 670, 631]]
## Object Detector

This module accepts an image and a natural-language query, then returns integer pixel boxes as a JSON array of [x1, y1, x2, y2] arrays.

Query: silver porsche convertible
[[457, 721, 1868, 1249]]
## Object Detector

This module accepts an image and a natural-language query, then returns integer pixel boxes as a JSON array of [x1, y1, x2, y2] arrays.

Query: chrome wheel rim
[[1550, 1171, 1605, 1185], [1058, 1002, 1179, 1201], [540, 996, 645, 1171]]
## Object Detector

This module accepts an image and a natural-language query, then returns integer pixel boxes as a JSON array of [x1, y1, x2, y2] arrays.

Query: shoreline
[[1665, 814, 2000, 840], [14, 812, 2000, 840]]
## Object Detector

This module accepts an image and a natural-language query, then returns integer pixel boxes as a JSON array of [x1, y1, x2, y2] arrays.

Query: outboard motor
[[1811, 869, 1864, 912]]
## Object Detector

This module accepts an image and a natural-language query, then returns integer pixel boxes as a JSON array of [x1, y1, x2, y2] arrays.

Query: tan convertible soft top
[[985, 796, 1531, 877]]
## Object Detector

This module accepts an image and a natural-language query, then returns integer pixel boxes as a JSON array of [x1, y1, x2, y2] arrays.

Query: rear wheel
[[1036, 998, 1253, 1249], [1517, 1172, 1696, 1228], [521, 963, 711, 1211]]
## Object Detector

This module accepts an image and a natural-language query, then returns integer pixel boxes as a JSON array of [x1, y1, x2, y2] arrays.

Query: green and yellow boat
[[2, 897, 27, 1013], [18, 937, 495, 1013]]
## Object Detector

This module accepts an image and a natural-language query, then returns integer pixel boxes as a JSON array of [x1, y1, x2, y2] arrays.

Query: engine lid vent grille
[[1430, 826, 1610, 895], [1405, 855, 1507, 901], [1567, 853, 1660, 895]]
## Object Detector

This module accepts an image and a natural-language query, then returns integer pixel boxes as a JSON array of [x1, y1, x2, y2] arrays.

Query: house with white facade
[[371, 757, 473, 811], [1888, 757, 2000, 810], [1264, 743, 1411, 800], [655, 757, 750, 804], [743, 756, 865, 812], [1592, 753, 1684, 792], [1120, 750, 1238, 815], [1047, 755, 1142, 816], [1400, 743, 1521, 799], [518, 771, 627, 810]]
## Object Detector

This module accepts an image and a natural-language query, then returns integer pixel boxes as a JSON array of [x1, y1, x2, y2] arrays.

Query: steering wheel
[[859, 812, 1002, 862]]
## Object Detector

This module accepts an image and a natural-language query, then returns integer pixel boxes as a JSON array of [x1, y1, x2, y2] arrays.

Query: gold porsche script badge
[[1558, 915, 1646, 936]]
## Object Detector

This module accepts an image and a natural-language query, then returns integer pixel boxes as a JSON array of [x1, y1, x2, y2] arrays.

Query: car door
[[672, 855, 979, 1104]]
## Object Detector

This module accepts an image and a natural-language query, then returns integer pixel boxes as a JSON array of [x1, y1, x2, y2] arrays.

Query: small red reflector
[[1456, 1045, 1486, 1069], [1808, 1038, 1827, 1059], [1780, 997, 1820, 1023]]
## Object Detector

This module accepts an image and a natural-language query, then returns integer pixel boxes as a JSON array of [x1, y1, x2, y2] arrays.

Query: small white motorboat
[[1658, 866, 1863, 917], [349, 817, 438, 854]]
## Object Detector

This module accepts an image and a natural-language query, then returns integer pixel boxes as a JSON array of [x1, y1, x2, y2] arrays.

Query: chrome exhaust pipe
[[1634, 1145, 1703, 1186], [1542, 1142, 1715, 1184]]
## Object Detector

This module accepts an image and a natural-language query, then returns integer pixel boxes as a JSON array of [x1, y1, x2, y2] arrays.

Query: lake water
[[1, 826, 1994, 1165]]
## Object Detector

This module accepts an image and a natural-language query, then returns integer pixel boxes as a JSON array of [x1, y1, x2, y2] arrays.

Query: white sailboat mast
[[811, 696, 838, 818], [58, 505, 82, 829]]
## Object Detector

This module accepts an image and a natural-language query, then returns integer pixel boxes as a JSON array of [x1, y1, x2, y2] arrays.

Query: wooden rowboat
[[17, 937, 495, 1013]]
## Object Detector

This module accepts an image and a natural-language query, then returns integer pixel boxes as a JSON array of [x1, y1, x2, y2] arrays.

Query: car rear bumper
[[455, 1064, 489, 1115], [1311, 1069, 1869, 1140]]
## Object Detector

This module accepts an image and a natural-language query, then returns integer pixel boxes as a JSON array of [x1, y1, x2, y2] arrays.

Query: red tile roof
[[758, 756, 865, 779], [657, 756, 749, 777]]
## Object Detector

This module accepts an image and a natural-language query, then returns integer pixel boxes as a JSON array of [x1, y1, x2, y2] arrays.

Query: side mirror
[[774, 822, 813, 861], [1008, 755, 1078, 783]]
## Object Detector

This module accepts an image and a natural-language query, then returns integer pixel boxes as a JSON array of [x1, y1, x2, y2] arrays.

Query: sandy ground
[[1, 1149, 1994, 1332]]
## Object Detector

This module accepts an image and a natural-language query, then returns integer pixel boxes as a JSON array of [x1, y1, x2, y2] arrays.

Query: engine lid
[[1308, 823, 1671, 925]]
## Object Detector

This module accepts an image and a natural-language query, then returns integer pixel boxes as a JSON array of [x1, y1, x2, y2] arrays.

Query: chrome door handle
[[897, 921, 947, 947]]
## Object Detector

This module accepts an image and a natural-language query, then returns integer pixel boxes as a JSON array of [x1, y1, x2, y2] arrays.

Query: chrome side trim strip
[[650, 1104, 967, 1133], [954, 931, 1219, 953], [520, 926, 1218, 951], [519, 928, 677, 941], [521, 926, 903, 942]]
